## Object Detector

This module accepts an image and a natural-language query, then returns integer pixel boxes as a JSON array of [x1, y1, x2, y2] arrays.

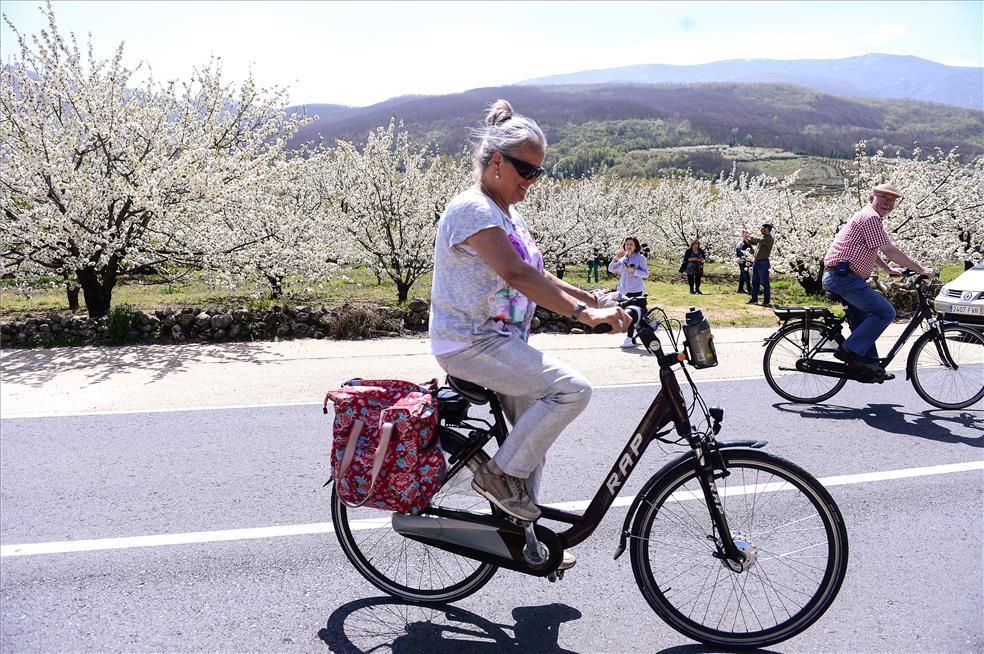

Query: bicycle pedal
[[546, 570, 565, 582]]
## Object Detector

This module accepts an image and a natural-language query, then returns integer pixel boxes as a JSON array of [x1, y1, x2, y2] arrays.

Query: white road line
[[2, 460, 981, 558]]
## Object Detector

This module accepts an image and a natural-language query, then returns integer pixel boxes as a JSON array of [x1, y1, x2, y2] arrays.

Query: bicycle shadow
[[318, 597, 779, 653], [774, 402, 984, 447]]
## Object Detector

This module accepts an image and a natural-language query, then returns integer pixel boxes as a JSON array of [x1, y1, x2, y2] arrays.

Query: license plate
[[950, 304, 982, 315]]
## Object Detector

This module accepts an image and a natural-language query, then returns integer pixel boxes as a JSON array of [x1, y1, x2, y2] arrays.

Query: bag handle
[[336, 420, 395, 508]]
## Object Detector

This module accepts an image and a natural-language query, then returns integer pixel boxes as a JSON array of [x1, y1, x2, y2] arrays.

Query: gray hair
[[470, 99, 546, 177]]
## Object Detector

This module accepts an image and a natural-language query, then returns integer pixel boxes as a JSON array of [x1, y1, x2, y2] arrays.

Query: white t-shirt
[[429, 188, 544, 355]]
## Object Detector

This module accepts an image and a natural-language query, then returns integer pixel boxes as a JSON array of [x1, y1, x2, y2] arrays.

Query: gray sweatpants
[[436, 334, 593, 502]]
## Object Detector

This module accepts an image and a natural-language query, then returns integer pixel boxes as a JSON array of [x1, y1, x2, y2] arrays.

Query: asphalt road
[[1, 377, 982, 653]]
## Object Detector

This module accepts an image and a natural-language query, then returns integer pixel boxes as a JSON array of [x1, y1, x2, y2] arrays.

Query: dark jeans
[[687, 271, 703, 292], [624, 291, 646, 340], [750, 259, 770, 303], [822, 270, 895, 362], [737, 264, 750, 292]]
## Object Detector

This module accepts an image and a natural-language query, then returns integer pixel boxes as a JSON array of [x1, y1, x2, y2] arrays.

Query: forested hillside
[[287, 83, 983, 184]]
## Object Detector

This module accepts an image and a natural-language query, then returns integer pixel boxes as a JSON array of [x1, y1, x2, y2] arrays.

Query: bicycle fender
[[762, 321, 803, 345], [613, 439, 768, 560]]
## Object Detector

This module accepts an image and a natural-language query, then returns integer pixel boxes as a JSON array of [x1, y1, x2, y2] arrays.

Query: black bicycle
[[762, 271, 984, 409], [330, 306, 849, 649]]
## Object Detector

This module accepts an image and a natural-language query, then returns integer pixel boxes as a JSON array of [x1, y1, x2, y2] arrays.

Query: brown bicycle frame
[[448, 340, 745, 561]]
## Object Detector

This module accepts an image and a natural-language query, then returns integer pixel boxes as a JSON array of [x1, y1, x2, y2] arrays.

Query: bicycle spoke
[[911, 327, 984, 409]]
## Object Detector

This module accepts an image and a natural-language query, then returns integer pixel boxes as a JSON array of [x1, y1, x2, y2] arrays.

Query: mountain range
[[519, 54, 983, 111], [285, 54, 983, 180]]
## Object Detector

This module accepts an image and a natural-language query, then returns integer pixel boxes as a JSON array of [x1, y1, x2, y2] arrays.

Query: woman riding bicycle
[[428, 100, 629, 530], [822, 182, 933, 378]]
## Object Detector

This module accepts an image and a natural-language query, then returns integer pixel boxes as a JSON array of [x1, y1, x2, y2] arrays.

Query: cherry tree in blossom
[[0, 4, 308, 316], [203, 154, 345, 298], [319, 121, 470, 302], [634, 175, 725, 262], [522, 174, 639, 277]]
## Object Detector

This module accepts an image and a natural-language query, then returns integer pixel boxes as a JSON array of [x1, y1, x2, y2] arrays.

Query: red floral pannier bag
[[323, 379, 445, 514]]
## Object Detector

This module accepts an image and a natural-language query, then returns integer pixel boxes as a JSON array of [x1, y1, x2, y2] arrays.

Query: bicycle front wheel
[[330, 430, 498, 603], [763, 322, 847, 403], [630, 449, 848, 649], [909, 325, 984, 409]]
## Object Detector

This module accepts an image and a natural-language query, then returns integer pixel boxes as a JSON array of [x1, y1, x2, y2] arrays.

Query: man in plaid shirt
[[822, 183, 933, 378]]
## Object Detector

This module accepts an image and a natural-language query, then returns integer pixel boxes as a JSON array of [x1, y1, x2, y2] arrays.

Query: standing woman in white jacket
[[609, 236, 650, 348]]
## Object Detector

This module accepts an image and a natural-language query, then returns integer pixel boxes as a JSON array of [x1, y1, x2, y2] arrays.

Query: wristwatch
[[570, 300, 588, 321]]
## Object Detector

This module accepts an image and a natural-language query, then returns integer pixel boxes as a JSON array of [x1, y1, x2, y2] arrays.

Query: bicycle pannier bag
[[323, 378, 444, 514]]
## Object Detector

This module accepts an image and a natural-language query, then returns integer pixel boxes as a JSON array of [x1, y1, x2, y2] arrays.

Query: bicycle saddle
[[447, 376, 493, 405]]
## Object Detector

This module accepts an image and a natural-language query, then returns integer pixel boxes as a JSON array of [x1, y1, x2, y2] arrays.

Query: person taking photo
[[609, 236, 649, 347]]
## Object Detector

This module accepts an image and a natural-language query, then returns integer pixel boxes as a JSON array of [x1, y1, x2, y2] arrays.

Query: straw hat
[[872, 183, 903, 198]]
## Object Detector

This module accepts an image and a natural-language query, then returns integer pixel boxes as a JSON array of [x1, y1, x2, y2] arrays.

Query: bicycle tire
[[629, 449, 849, 649], [909, 325, 984, 409], [763, 322, 847, 403], [331, 430, 498, 604]]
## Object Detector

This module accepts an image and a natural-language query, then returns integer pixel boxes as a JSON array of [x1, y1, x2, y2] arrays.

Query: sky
[[2, 1, 982, 107]]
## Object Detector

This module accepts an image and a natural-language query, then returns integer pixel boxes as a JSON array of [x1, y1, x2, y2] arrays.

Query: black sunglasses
[[500, 152, 546, 181]]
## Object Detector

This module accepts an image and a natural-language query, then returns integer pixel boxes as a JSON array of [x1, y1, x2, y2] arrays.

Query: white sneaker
[[620, 337, 635, 348]]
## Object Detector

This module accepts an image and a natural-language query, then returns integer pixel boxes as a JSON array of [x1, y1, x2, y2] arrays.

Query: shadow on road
[[0, 341, 279, 388], [775, 402, 984, 447], [318, 596, 780, 653], [319, 598, 580, 653]]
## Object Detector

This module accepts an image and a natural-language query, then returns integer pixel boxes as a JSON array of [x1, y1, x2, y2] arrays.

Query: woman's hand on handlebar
[[580, 306, 632, 333]]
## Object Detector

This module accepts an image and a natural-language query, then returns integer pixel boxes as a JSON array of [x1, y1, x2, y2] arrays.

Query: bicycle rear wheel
[[630, 449, 848, 649], [331, 430, 498, 603], [909, 325, 984, 409], [763, 322, 847, 403]]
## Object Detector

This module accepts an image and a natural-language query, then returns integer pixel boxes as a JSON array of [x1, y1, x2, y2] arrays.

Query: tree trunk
[[66, 284, 80, 312], [265, 273, 284, 299], [76, 267, 115, 318], [396, 280, 410, 303], [795, 264, 826, 296]]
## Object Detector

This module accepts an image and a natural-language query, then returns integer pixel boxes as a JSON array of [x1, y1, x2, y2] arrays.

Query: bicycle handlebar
[[900, 268, 938, 292], [586, 303, 649, 335]]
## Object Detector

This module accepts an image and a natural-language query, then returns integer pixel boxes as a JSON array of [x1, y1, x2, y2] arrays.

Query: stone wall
[[0, 280, 926, 349], [1, 300, 430, 348]]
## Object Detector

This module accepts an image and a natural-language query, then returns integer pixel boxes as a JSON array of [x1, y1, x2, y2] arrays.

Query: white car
[[934, 262, 984, 329]]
